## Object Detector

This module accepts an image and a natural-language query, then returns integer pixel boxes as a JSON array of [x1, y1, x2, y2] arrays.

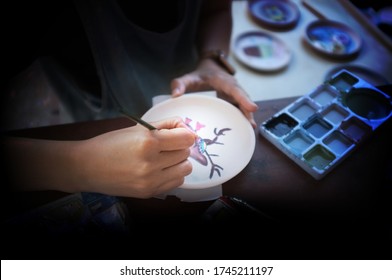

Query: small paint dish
[[302, 115, 333, 139], [259, 69, 392, 180], [303, 144, 336, 171], [263, 113, 298, 137], [304, 19, 362, 59], [323, 130, 354, 156], [321, 103, 349, 125], [283, 129, 314, 155], [325, 65, 390, 86], [247, 0, 300, 30], [288, 98, 319, 122], [233, 30, 292, 72], [329, 70, 359, 92], [339, 117, 372, 143]]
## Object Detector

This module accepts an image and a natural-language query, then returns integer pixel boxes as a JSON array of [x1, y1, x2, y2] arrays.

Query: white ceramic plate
[[233, 31, 292, 72], [142, 94, 256, 189]]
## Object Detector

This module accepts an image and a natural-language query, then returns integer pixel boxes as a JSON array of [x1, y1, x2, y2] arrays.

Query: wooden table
[[2, 95, 391, 259]]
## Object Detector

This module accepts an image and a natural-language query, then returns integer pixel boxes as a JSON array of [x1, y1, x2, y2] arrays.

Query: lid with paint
[[248, 0, 300, 30], [233, 30, 292, 72], [304, 20, 362, 59]]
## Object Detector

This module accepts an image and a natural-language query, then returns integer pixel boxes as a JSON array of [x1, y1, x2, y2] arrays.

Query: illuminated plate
[[248, 0, 300, 30], [233, 31, 292, 72], [142, 94, 256, 189], [304, 20, 362, 59]]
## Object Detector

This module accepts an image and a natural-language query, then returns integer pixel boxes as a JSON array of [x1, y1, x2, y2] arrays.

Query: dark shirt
[[3, 0, 183, 93], [3, 0, 202, 125]]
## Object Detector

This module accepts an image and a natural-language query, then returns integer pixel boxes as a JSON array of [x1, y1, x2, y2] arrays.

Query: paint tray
[[259, 69, 392, 180]]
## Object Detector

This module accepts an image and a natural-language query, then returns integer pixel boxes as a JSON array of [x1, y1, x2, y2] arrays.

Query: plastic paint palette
[[259, 70, 392, 180]]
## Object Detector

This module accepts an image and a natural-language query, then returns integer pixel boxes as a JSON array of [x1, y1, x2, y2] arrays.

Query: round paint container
[[343, 88, 392, 120], [248, 0, 300, 30], [233, 30, 292, 72], [304, 20, 362, 59]]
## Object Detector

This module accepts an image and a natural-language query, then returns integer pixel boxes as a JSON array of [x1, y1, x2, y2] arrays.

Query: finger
[[170, 78, 186, 97], [158, 149, 191, 169], [158, 178, 185, 194], [234, 90, 259, 112], [155, 127, 196, 151], [171, 74, 212, 97], [239, 104, 257, 129], [156, 159, 193, 193], [152, 116, 198, 134], [222, 84, 259, 113]]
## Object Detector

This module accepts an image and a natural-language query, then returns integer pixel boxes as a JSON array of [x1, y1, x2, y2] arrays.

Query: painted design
[[184, 117, 231, 179], [309, 27, 353, 54], [243, 36, 274, 58], [234, 31, 291, 71], [250, 0, 299, 29], [262, 4, 287, 22], [244, 45, 262, 57]]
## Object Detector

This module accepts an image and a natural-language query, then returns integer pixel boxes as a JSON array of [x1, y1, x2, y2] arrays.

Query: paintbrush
[[301, 0, 327, 20], [120, 110, 157, 130]]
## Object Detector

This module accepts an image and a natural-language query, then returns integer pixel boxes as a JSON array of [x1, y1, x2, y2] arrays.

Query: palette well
[[259, 70, 392, 179]]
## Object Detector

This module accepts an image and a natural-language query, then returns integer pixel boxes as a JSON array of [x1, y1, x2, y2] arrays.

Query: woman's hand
[[171, 58, 259, 128], [4, 117, 197, 198], [76, 117, 197, 198]]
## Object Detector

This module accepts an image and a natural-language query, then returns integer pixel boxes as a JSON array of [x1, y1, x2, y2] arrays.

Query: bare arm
[[171, 0, 259, 127], [196, 0, 233, 55], [2, 117, 196, 198]]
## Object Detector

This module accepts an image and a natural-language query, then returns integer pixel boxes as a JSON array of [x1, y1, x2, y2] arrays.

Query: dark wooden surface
[[2, 96, 391, 259], [4, 95, 392, 220]]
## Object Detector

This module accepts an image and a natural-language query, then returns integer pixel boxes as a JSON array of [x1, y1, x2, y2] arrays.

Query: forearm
[[2, 137, 85, 193], [197, 0, 233, 54], [1, 119, 197, 198]]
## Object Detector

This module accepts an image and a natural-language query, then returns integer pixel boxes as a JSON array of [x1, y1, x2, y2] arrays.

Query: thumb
[[171, 78, 186, 97], [171, 74, 212, 96]]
